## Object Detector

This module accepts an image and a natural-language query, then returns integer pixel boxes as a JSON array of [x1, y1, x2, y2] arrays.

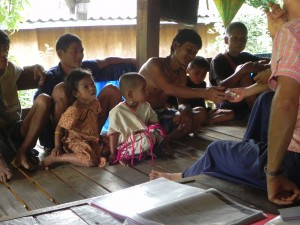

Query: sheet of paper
[[89, 178, 204, 219]]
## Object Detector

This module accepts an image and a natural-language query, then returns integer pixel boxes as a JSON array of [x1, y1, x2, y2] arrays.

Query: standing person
[[210, 22, 269, 119], [0, 30, 51, 182], [150, 1, 300, 206], [139, 29, 227, 142], [35, 33, 135, 150], [108, 73, 173, 166], [186, 56, 234, 125], [42, 69, 109, 168]]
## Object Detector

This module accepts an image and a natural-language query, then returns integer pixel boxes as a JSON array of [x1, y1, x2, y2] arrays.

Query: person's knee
[[52, 83, 68, 103], [98, 84, 121, 100], [33, 94, 52, 111]]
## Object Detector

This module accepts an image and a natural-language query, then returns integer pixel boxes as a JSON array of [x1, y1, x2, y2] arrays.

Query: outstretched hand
[[225, 88, 245, 103], [267, 176, 300, 206], [205, 86, 226, 104]]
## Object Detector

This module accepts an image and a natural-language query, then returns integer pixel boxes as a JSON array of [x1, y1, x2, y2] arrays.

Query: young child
[[108, 72, 173, 166], [187, 56, 235, 125], [42, 68, 109, 168]]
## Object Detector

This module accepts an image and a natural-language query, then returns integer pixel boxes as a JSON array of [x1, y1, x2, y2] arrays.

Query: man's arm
[[144, 58, 226, 103], [266, 76, 300, 205], [96, 57, 136, 69], [220, 62, 269, 88], [17, 64, 46, 90]]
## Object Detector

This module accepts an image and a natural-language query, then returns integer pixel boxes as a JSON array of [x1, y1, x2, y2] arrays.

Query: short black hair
[[225, 22, 248, 36], [119, 72, 146, 97], [0, 30, 10, 51], [64, 68, 93, 103], [170, 29, 202, 54], [188, 56, 209, 70], [56, 33, 82, 52]]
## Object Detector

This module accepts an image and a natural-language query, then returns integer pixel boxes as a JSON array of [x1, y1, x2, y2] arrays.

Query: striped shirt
[[269, 18, 300, 153]]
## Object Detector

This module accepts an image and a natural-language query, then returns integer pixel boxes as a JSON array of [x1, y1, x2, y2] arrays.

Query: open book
[[89, 178, 266, 225]]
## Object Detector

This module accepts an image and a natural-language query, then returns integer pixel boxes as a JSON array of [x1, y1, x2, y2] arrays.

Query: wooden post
[[136, 0, 161, 71]]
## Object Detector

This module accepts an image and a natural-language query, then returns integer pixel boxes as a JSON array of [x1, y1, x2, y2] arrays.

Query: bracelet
[[264, 165, 284, 177], [54, 132, 62, 134]]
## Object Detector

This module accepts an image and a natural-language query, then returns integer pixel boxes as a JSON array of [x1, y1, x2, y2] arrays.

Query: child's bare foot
[[41, 154, 58, 169], [149, 169, 182, 181], [0, 155, 12, 182]]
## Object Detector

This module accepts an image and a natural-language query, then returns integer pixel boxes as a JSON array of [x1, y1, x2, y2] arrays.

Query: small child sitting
[[42, 68, 110, 168], [187, 56, 235, 125], [108, 72, 173, 166]]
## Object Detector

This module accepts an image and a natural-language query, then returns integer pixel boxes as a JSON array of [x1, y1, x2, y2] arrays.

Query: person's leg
[[42, 152, 88, 168], [183, 139, 268, 190], [168, 107, 208, 141], [243, 90, 274, 142], [13, 94, 52, 169], [52, 82, 72, 123], [97, 84, 122, 129]]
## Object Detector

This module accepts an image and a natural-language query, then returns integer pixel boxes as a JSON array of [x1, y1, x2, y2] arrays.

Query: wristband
[[264, 165, 284, 177]]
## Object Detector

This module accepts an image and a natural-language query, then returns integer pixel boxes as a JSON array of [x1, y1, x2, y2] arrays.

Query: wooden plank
[[4, 167, 55, 210], [0, 198, 90, 222], [196, 129, 242, 141], [0, 216, 38, 225], [18, 168, 84, 204], [104, 164, 149, 185], [136, 0, 160, 70], [50, 165, 109, 198], [71, 205, 122, 225], [71, 165, 132, 192], [35, 209, 87, 225], [0, 184, 27, 217]]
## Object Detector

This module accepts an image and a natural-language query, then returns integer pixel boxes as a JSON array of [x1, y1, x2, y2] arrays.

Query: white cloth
[[108, 102, 158, 144]]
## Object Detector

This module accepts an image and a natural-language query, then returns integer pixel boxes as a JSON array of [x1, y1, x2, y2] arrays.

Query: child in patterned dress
[[42, 68, 109, 168], [108, 72, 173, 166]]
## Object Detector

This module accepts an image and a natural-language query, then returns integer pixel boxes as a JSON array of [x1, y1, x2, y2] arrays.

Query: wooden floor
[[0, 121, 280, 223]]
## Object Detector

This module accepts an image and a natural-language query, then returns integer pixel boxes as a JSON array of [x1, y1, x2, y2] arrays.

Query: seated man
[[139, 29, 227, 142], [150, 2, 300, 206], [210, 22, 269, 119], [35, 33, 135, 149], [0, 30, 51, 182]]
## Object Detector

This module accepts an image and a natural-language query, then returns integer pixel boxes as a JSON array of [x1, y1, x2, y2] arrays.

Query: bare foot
[[12, 152, 35, 170], [0, 155, 13, 182], [41, 154, 59, 169], [149, 169, 182, 181]]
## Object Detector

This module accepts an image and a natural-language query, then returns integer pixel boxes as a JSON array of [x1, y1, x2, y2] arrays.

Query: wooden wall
[[9, 23, 217, 69]]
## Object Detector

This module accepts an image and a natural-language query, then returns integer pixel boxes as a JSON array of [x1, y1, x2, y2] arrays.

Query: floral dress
[[59, 99, 109, 166]]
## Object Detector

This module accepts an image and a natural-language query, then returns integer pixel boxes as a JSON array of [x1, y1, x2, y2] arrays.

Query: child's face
[[188, 67, 208, 85], [132, 80, 147, 104], [225, 28, 247, 56], [74, 75, 97, 104], [0, 44, 9, 70], [59, 42, 84, 70]]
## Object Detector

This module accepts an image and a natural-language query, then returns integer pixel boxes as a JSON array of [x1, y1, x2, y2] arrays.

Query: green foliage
[[0, 0, 30, 33], [246, 0, 274, 8], [208, 4, 272, 55]]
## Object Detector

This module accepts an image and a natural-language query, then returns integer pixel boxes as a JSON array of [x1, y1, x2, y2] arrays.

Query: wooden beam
[[136, 0, 161, 70]]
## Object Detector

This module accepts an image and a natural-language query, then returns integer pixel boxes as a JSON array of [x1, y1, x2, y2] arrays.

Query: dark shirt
[[35, 60, 99, 98], [209, 52, 260, 86], [186, 76, 207, 109]]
